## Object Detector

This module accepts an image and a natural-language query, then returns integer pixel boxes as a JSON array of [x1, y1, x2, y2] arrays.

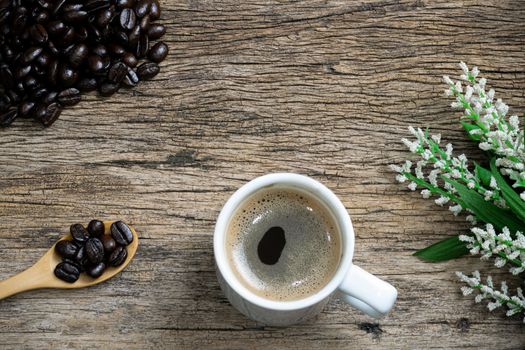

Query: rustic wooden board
[[1, 0, 524, 348]]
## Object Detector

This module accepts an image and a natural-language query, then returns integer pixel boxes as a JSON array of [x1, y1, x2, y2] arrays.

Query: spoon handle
[[0, 257, 52, 300]]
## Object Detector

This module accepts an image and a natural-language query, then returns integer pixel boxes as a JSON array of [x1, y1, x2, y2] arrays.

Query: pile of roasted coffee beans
[[0, 0, 168, 127], [54, 220, 134, 283]]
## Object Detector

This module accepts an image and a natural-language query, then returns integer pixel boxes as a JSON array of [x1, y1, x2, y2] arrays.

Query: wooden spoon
[[0, 221, 138, 300]]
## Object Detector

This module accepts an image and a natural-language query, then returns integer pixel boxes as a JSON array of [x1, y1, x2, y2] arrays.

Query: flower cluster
[[459, 224, 525, 275], [444, 62, 525, 195], [392, 62, 525, 322], [456, 271, 525, 322], [391, 126, 504, 220]]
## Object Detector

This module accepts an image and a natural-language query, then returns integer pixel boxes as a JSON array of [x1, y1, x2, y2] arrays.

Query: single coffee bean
[[22, 46, 43, 64], [14, 83, 25, 95], [96, 8, 113, 27], [136, 62, 159, 80], [77, 77, 97, 92], [37, 0, 53, 10], [69, 43, 88, 67], [139, 15, 150, 31], [92, 44, 108, 57], [63, 10, 88, 22], [147, 24, 165, 40], [18, 100, 36, 117], [33, 103, 48, 120], [41, 91, 58, 105], [54, 261, 80, 283], [32, 88, 49, 100], [57, 88, 81, 106], [111, 221, 134, 245], [109, 31, 125, 47], [46, 20, 66, 35], [29, 23, 48, 44], [76, 26, 89, 41], [0, 65, 14, 88], [120, 8, 136, 30], [12, 13, 27, 34], [62, 27, 77, 46], [0, 95, 11, 112], [87, 219, 105, 237], [62, 43, 76, 56], [122, 67, 139, 87], [148, 41, 168, 63], [52, 0, 67, 14], [85, 0, 111, 12], [35, 10, 48, 24], [55, 240, 78, 259], [100, 234, 116, 254], [58, 64, 78, 87], [88, 54, 105, 73], [62, 3, 83, 13], [24, 75, 39, 91], [0, 107, 18, 127], [70, 223, 90, 243], [7, 90, 20, 104], [122, 52, 138, 68], [47, 60, 59, 85], [116, 0, 135, 8], [86, 262, 106, 278], [149, 0, 160, 20], [85, 237, 104, 264], [35, 51, 51, 68], [108, 62, 127, 83], [99, 82, 119, 96], [40, 102, 61, 127], [15, 65, 32, 80], [108, 245, 127, 267], [109, 43, 126, 56], [128, 25, 140, 46], [135, 33, 148, 57], [73, 244, 89, 271], [134, 0, 149, 18]]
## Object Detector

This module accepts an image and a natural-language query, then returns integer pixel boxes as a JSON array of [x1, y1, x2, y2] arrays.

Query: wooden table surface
[[1, 0, 524, 349]]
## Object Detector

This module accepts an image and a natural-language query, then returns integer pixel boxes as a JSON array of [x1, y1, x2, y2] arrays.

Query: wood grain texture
[[1, 0, 525, 348]]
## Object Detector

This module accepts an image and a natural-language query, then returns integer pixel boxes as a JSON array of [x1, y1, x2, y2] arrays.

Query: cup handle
[[337, 264, 397, 318]]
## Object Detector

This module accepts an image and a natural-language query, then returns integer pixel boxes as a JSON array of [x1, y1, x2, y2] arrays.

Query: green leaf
[[414, 236, 468, 262], [474, 162, 492, 188], [461, 122, 481, 141], [446, 177, 524, 234], [490, 158, 525, 226]]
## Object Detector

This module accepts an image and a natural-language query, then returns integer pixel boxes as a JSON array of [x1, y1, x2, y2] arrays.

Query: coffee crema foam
[[226, 187, 342, 301]]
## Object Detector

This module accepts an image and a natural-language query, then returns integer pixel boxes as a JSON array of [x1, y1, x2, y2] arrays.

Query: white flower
[[389, 164, 403, 173], [395, 174, 407, 183], [435, 196, 449, 206], [408, 182, 417, 191], [457, 270, 525, 321], [449, 204, 462, 216], [402, 138, 420, 153], [421, 189, 431, 199], [471, 66, 479, 78], [459, 61, 469, 76]]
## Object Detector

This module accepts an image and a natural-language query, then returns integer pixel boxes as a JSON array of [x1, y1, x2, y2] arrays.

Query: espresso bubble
[[226, 188, 342, 301]]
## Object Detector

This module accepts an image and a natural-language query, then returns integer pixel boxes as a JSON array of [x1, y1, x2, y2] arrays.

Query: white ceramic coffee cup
[[214, 173, 397, 326]]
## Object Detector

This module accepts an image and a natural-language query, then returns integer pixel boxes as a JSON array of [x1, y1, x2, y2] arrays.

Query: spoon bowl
[[0, 221, 138, 299]]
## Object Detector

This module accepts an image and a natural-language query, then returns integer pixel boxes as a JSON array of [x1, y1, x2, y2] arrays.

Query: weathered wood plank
[[1, 0, 524, 348]]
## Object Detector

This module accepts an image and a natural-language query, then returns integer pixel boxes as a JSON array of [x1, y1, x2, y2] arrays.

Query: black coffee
[[226, 187, 342, 301]]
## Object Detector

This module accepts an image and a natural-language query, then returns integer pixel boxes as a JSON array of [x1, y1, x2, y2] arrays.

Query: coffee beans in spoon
[[0, 0, 168, 128], [54, 220, 134, 283]]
